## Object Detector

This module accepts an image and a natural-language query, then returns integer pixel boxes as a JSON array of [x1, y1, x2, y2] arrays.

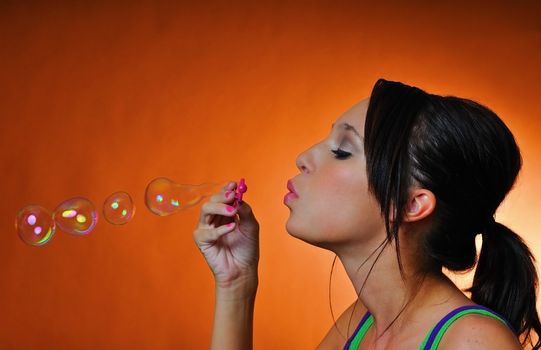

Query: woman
[[192, 79, 541, 349]]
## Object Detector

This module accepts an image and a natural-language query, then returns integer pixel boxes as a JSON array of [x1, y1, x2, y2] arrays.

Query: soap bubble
[[53, 197, 98, 235], [103, 191, 135, 225], [15, 205, 56, 246], [144, 177, 223, 216]]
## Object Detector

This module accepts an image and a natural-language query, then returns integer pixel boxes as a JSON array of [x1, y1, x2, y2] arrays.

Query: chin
[[285, 215, 309, 238], [285, 218, 337, 251]]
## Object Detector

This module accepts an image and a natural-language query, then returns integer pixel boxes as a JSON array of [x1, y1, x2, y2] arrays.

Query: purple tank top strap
[[420, 304, 512, 350], [343, 310, 372, 350]]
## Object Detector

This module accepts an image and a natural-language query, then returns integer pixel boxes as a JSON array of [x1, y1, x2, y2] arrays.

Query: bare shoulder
[[316, 301, 366, 350], [437, 313, 521, 350]]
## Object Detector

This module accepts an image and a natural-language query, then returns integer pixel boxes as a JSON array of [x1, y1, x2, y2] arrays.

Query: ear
[[402, 188, 436, 223]]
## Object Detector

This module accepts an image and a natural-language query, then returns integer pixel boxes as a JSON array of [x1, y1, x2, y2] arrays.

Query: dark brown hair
[[362, 78, 540, 348]]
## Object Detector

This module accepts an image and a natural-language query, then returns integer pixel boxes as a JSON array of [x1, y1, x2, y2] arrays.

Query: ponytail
[[469, 219, 541, 349]]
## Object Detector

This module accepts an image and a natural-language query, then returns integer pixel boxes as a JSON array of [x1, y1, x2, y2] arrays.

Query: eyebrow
[[331, 122, 363, 140]]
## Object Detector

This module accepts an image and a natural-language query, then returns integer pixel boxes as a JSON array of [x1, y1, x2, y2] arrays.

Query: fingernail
[[225, 191, 233, 198], [226, 205, 235, 213]]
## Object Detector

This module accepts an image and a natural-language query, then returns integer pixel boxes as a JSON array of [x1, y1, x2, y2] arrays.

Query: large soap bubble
[[53, 197, 98, 235], [16, 205, 56, 246]]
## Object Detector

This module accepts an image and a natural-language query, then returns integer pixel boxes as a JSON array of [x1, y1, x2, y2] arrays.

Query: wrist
[[215, 273, 258, 301]]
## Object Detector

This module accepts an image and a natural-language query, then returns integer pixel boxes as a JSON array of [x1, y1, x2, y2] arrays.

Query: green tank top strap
[[343, 305, 512, 350], [418, 305, 512, 350], [343, 310, 374, 350]]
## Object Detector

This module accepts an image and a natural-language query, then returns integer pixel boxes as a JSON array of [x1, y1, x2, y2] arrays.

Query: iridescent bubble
[[144, 177, 223, 216], [103, 191, 135, 225], [15, 205, 56, 246], [53, 197, 98, 235]]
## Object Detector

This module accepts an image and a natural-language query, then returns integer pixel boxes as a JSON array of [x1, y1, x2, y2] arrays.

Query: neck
[[335, 237, 433, 339]]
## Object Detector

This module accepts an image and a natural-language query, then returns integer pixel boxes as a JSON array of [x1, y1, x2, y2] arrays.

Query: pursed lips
[[287, 179, 298, 196], [284, 180, 300, 205]]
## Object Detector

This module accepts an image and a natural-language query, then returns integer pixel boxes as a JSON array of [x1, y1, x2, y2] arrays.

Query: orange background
[[1, 1, 540, 349]]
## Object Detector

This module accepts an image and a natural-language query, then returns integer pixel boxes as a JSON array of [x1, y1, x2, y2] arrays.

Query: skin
[[193, 99, 521, 349]]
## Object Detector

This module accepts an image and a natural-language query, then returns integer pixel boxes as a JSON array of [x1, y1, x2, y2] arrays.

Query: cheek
[[313, 163, 369, 220], [289, 165, 380, 242], [317, 166, 359, 200]]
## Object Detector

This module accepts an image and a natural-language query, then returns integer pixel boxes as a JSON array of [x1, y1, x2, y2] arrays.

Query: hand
[[193, 181, 260, 290]]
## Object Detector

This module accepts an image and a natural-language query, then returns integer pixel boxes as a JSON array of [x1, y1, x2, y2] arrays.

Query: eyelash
[[331, 148, 352, 160]]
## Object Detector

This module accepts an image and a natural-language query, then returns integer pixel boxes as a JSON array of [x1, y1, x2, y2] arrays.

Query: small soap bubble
[[15, 205, 56, 246], [54, 197, 98, 235], [144, 177, 223, 216], [103, 191, 135, 225]]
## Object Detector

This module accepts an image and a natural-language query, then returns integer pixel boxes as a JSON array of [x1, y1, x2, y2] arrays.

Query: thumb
[[236, 201, 259, 233]]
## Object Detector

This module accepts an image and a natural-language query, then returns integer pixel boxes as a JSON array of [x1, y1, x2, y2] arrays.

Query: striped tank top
[[343, 305, 512, 350]]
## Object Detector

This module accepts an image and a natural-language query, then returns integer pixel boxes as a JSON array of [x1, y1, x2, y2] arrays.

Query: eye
[[331, 148, 352, 160]]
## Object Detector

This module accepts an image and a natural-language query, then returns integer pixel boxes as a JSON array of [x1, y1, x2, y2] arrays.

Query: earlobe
[[404, 189, 436, 223]]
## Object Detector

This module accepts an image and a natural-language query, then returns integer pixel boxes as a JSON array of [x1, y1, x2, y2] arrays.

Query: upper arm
[[316, 301, 366, 350], [437, 314, 521, 350]]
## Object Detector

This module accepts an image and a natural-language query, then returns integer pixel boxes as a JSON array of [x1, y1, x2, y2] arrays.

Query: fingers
[[198, 180, 238, 225], [199, 201, 238, 226], [205, 181, 237, 203], [193, 179, 259, 247], [209, 186, 237, 204], [194, 221, 237, 244], [196, 179, 259, 230], [222, 181, 237, 194]]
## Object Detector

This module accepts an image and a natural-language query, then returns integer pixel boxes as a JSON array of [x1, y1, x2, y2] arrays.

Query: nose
[[296, 149, 310, 174]]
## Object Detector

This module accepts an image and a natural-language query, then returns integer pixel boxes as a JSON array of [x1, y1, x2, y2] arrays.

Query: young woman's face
[[284, 98, 385, 251]]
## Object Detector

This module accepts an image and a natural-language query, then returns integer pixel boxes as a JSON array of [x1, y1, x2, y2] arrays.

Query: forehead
[[334, 98, 369, 132]]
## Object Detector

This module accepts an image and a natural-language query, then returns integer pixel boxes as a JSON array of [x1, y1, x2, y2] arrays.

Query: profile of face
[[285, 98, 386, 252]]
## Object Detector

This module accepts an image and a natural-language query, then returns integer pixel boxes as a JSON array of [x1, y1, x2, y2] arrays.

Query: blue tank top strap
[[418, 304, 513, 350], [343, 310, 373, 350]]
